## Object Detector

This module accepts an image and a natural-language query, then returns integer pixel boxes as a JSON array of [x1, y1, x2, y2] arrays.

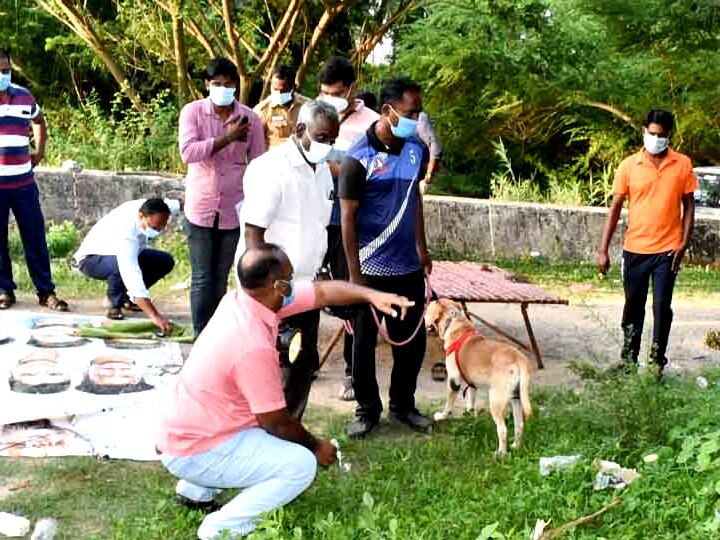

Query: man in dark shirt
[[339, 76, 433, 438]]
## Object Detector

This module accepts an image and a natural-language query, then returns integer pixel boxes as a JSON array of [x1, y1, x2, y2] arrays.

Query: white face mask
[[271, 90, 293, 106], [0, 72, 10, 92], [302, 136, 334, 164], [320, 94, 349, 114], [643, 131, 669, 155], [143, 227, 160, 240], [209, 85, 236, 107]]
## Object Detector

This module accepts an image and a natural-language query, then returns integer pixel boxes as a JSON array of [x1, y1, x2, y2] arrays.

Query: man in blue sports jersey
[[339, 76, 432, 438]]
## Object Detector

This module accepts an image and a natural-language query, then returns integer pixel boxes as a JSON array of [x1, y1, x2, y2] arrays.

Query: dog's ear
[[425, 301, 442, 328]]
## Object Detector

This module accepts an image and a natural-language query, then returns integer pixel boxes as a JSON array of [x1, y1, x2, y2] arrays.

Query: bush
[[9, 220, 81, 259], [44, 91, 182, 173]]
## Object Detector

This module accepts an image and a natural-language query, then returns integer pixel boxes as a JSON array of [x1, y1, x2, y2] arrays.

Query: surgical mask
[[279, 279, 296, 307], [0, 72, 10, 92], [143, 227, 160, 240], [302, 136, 334, 164], [389, 107, 418, 139], [320, 94, 349, 114], [271, 90, 293, 106], [209, 85, 236, 107], [643, 131, 669, 155]]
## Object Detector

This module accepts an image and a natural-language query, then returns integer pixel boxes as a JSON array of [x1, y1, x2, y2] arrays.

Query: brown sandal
[[0, 291, 16, 310], [39, 293, 69, 312]]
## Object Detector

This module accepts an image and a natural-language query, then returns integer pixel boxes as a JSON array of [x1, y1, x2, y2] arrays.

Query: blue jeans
[[0, 183, 55, 296], [161, 428, 316, 539], [185, 217, 240, 337], [78, 249, 174, 308]]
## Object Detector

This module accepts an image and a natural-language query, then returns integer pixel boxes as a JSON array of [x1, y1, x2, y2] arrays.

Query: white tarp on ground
[[0, 311, 181, 461]]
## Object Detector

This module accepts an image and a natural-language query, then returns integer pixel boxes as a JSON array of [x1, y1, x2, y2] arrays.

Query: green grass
[[3, 370, 720, 539], [9, 225, 191, 301], [435, 249, 720, 302]]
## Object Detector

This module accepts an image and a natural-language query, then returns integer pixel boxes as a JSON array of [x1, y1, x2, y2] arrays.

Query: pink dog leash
[[342, 275, 431, 346]]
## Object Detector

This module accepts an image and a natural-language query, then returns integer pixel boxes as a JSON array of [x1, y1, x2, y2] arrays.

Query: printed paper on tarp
[[0, 311, 182, 461]]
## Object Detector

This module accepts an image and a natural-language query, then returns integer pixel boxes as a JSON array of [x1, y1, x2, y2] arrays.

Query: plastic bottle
[[539, 455, 582, 476], [31, 518, 58, 540]]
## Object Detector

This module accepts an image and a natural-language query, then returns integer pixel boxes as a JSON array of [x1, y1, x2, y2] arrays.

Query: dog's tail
[[518, 360, 532, 419]]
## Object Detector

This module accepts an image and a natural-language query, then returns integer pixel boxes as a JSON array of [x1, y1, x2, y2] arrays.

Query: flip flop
[[39, 293, 69, 312], [0, 292, 16, 310]]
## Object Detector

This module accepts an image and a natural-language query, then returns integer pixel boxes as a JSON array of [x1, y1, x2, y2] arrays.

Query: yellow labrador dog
[[425, 299, 532, 455]]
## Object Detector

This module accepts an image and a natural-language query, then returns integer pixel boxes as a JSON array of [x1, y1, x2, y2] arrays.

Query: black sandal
[[122, 299, 142, 312], [39, 293, 69, 312], [0, 291, 16, 310], [106, 307, 124, 320]]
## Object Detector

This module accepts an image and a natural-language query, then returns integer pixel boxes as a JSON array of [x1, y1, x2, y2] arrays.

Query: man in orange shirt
[[597, 109, 697, 379]]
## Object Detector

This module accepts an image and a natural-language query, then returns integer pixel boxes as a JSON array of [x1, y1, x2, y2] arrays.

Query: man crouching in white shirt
[[235, 100, 338, 419], [73, 198, 181, 334]]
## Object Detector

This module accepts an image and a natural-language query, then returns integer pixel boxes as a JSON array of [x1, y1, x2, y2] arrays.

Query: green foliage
[[45, 221, 82, 259], [45, 91, 183, 173], [396, 0, 720, 205], [9, 220, 80, 260]]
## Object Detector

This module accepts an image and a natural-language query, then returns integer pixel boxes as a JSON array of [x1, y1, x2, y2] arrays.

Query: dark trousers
[[351, 270, 426, 420], [279, 309, 320, 420], [324, 224, 354, 377], [0, 183, 55, 296], [185, 217, 240, 337], [78, 249, 175, 307], [621, 250, 677, 366]]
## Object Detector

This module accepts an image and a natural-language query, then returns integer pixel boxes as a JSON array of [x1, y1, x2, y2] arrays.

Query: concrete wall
[[36, 168, 184, 227], [34, 169, 720, 263], [424, 196, 720, 263]]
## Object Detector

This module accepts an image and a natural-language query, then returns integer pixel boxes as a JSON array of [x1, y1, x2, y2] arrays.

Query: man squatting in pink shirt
[[156, 244, 414, 540]]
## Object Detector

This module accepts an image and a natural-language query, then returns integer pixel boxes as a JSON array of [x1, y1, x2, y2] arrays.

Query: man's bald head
[[237, 244, 291, 290]]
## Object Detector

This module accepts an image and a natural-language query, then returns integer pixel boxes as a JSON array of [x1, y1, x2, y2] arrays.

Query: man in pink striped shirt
[[179, 58, 265, 337]]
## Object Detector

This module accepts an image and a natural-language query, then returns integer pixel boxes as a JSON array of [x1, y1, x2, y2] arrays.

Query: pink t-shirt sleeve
[[235, 345, 286, 414], [179, 102, 214, 164], [277, 281, 317, 319]]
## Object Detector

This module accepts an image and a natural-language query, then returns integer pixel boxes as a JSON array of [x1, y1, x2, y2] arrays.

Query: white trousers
[[161, 428, 317, 539]]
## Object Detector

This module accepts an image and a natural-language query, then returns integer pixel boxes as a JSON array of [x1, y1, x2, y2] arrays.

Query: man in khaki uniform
[[254, 65, 309, 150]]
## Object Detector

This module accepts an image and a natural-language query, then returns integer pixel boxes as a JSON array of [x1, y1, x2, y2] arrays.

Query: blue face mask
[[0, 72, 11, 92], [389, 107, 418, 139], [277, 278, 295, 307]]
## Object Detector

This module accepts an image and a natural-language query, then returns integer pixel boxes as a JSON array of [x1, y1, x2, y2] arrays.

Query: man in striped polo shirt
[[0, 49, 68, 311]]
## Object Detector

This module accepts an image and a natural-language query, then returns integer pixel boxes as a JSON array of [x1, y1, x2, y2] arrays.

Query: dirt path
[[7, 293, 718, 416]]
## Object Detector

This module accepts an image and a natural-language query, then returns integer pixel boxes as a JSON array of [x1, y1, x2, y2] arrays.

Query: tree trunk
[[296, 2, 350, 88], [221, 0, 250, 101], [171, 9, 190, 105], [34, 0, 146, 112], [260, 4, 303, 99], [352, 0, 417, 65]]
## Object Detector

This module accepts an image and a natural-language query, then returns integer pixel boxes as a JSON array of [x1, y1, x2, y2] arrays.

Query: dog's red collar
[[444, 329, 478, 388]]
